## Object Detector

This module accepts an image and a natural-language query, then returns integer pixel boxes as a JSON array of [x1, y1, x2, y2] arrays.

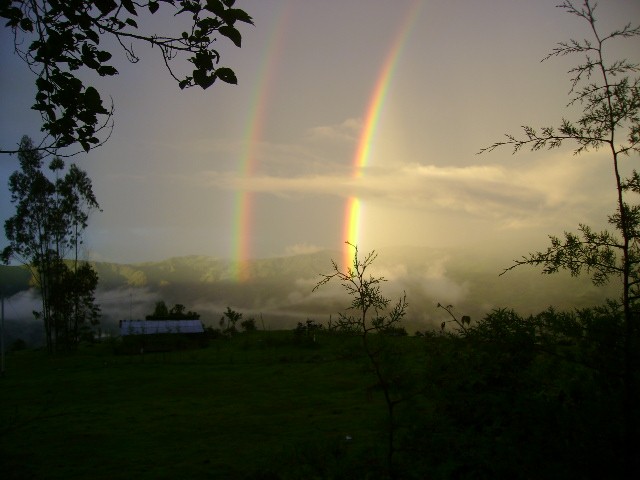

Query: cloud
[[5, 289, 41, 320], [367, 262, 409, 282], [305, 118, 362, 143], [96, 287, 160, 322], [418, 257, 470, 305], [283, 243, 324, 256], [197, 149, 609, 229]]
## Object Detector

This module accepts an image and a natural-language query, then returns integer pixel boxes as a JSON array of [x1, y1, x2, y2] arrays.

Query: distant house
[[120, 319, 204, 336]]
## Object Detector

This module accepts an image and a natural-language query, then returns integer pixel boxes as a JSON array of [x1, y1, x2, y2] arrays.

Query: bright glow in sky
[[1, 0, 639, 267]]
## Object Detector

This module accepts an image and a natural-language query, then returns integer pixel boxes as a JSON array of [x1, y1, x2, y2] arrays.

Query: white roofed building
[[120, 319, 204, 336]]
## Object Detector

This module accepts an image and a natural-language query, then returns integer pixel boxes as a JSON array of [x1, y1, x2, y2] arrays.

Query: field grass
[[0, 331, 396, 479]]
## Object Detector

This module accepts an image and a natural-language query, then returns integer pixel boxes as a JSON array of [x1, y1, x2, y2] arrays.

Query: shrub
[[240, 318, 257, 332]]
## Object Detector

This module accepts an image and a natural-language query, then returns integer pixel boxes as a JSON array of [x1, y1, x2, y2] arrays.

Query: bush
[[398, 305, 628, 479], [241, 318, 257, 332], [293, 320, 324, 345], [11, 338, 27, 352]]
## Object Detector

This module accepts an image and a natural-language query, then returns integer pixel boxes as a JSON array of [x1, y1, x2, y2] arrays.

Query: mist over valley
[[1, 246, 617, 347]]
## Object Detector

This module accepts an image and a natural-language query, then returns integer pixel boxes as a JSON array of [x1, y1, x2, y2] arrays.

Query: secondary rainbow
[[343, 1, 421, 268], [232, 7, 290, 281]]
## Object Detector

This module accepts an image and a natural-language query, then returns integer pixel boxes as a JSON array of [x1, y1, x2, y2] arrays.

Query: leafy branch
[[0, 0, 253, 156]]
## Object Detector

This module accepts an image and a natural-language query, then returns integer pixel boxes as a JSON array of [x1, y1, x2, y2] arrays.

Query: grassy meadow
[[1, 310, 632, 480], [0, 331, 398, 479]]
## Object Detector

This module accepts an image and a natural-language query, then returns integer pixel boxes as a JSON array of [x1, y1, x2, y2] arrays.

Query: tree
[[240, 317, 256, 332], [145, 301, 200, 319], [314, 242, 408, 477], [2, 135, 101, 352], [147, 300, 170, 319], [219, 306, 241, 334], [0, 0, 253, 155], [479, 1, 639, 474], [169, 303, 185, 317]]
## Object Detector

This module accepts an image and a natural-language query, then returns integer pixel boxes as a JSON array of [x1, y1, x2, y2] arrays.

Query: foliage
[[2, 135, 101, 352], [314, 243, 408, 337], [314, 242, 409, 477], [292, 319, 324, 346], [148, 300, 169, 319], [50, 259, 101, 346], [399, 306, 628, 479], [480, 2, 640, 473], [145, 300, 200, 319], [437, 302, 471, 334], [0, 313, 632, 478], [479, 0, 640, 310], [0, 0, 253, 155], [240, 317, 256, 332], [219, 306, 241, 335]]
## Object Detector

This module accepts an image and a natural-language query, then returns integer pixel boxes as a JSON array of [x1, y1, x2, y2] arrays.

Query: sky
[[1, 0, 639, 271]]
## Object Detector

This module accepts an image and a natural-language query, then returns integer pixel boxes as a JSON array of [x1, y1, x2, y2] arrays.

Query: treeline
[[145, 301, 200, 320]]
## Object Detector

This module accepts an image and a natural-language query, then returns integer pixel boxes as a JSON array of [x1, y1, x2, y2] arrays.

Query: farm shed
[[120, 319, 204, 336]]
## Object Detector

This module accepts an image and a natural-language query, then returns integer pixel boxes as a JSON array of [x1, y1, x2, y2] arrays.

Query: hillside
[[1, 246, 620, 346]]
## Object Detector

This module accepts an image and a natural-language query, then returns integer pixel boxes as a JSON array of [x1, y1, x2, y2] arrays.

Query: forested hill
[[1, 246, 620, 337]]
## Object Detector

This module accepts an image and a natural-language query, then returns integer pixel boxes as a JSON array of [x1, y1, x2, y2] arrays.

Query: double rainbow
[[233, 2, 420, 280], [232, 6, 290, 281], [342, 1, 421, 268]]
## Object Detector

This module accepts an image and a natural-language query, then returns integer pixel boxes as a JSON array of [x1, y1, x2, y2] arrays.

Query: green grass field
[[3, 317, 629, 479], [0, 332, 394, 479]]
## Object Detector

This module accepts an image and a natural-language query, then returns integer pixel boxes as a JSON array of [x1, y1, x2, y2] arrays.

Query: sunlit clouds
[[305, 118, 362, 143], [195, 140, 612, 232], [1, 0, 638, 264]]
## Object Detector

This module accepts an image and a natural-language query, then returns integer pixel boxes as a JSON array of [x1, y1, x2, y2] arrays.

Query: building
[[119, 319, 204, 336]]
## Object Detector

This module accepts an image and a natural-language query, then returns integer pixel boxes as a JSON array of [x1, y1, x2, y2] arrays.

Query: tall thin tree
[[479, 1, 639, 474], [2, 136, 101, 352]]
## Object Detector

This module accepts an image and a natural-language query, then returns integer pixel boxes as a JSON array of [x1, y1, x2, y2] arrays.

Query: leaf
[[218, 25, 241, 48], [215, 67, 237, 85], [97, 65, 118, 76], [95, 50, 112, 62], [20, 18, 33, 32], [227, 8, 253, 25], [193, 69, 216, 89], [95, 0, 118, 15], [83, 87, 103, 110], [125, 18, 138, 28], [149, 1, 160, 14], [205, 0, 226, 17], [121, 0, 137, 16], [36, 77, 54, 93], [86, 29, 99, 44]]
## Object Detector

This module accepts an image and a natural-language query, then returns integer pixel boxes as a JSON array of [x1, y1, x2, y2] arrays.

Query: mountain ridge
[[1, 246, 620, 346]]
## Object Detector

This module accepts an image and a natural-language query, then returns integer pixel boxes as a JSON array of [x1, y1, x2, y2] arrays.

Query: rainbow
[[342, 1, 421, 268], [232, 7, 290, 281]]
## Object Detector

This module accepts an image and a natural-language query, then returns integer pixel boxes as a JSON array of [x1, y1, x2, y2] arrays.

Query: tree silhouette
[[2, 136, 101, 352], [0, 0, 253, 156], [146, 301, 200, 319], [314, 242, 408, 476], [480, 1, 639, 474]]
